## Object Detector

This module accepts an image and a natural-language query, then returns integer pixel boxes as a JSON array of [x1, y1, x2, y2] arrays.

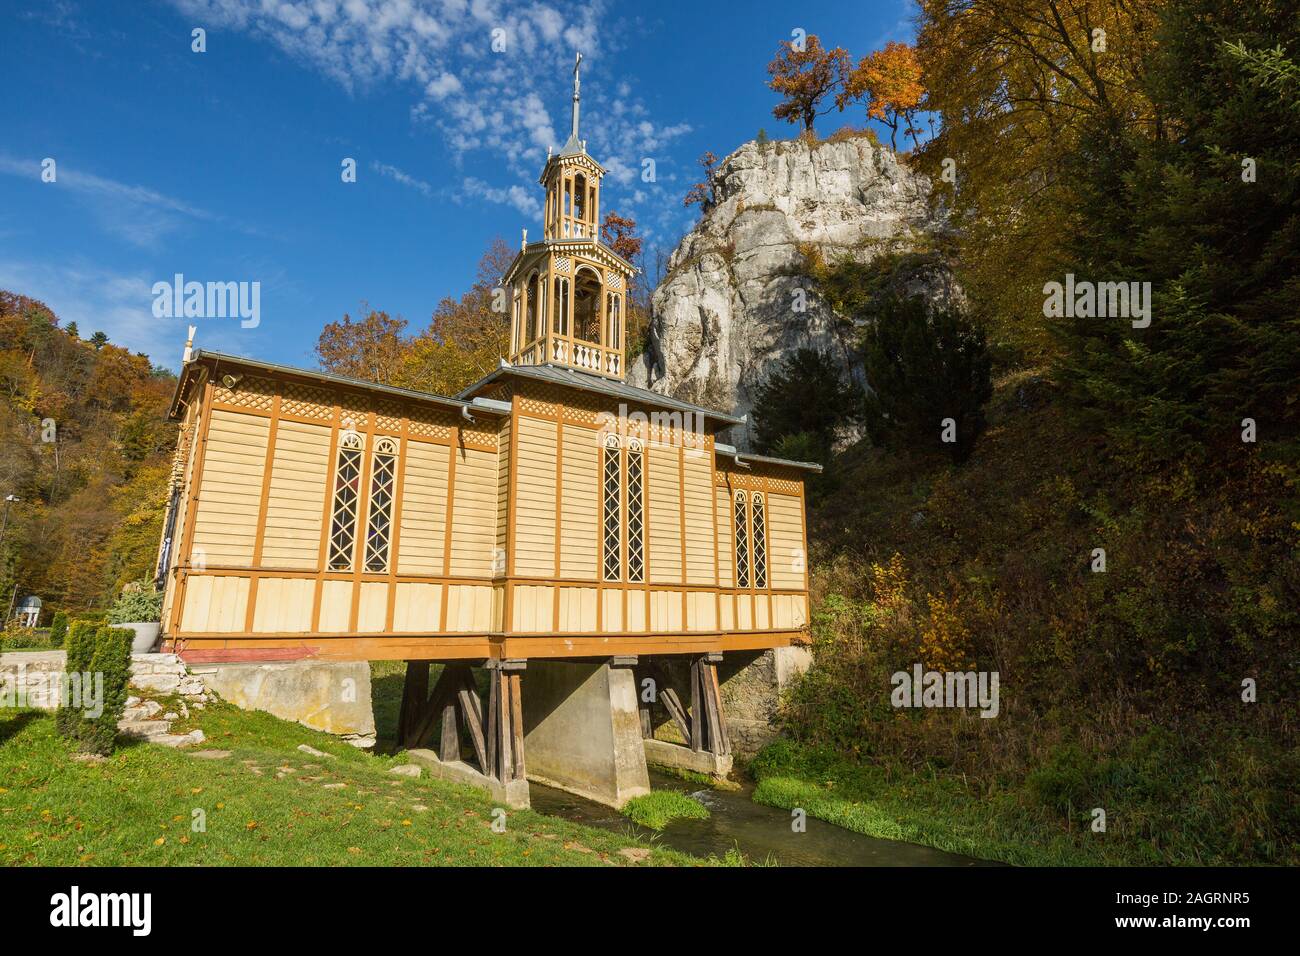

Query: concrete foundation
[[405, 748, 531, 809], [190, 660, 377, 748], [522, 660, 650, 808], [643, 738, 733, 778]]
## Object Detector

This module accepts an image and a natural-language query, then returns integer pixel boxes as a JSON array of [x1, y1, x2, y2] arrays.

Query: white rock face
[[628, 135, 945, 448]]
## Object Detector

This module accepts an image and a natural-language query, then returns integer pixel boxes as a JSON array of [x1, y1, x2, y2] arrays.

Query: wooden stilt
[[689, 658, 704, 752], [396, 661, 430, 745]]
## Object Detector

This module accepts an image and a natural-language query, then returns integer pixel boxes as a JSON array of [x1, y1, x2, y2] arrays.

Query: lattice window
[[734, 491, 750, 588], [602, 435, 622, 582], [626, 438, 644, 583], [751, 493, 768, 589], [364, 437, 398, 572], [328, 431, 364, 571]]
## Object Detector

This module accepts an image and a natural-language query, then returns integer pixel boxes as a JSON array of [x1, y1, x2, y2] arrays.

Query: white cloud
[[371, 160, 435, 197], [0, 153, 260, 249]]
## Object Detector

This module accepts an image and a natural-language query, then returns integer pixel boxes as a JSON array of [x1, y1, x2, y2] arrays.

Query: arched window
[[734, 491, 750, 589], [751, 493, 768, 589], [553, 276, 570, 337], [574, 173, 587, 225], [626, 438, 644, 583], [602, 434, 622, 582], [574, 267, 602, 344], [510, 290, 521, 354], [328, 430, 365, 571], [606, 292, 621, 349], [564, 179, 573, 236], [525, 271, 539, 344], [364, 437, 398, 572]]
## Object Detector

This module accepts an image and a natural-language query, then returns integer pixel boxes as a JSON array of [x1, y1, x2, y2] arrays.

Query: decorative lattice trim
[[626, 438, 644, 583], [328, 445, 363, 571], [734, 491, 751, 589], [602, 434, 622, 582], [364, 438, 398, 572], [751, 493, 768, 589]]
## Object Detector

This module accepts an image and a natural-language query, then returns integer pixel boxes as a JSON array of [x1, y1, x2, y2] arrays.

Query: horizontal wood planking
[[646, 443, 682, 583], [513, 417, 558, 577], [714, 486, 735, 587], [682, 449, 716, 584], [261, 418, 331, 569], [190, 409, 270, 566], [397, 439, 450, 574], [448, 446, 497, 577], [559, 424, 599, 578], [767, 492, 806, 590]]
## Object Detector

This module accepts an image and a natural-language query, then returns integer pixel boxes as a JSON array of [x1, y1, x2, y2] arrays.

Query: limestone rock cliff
[[628, 135, 952, 449]]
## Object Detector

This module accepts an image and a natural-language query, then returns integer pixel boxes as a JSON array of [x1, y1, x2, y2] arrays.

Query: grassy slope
[[0, 695, 702, 867]]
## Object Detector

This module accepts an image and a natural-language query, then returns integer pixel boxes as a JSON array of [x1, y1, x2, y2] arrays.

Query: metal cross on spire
[[571, 51, 583, 140]]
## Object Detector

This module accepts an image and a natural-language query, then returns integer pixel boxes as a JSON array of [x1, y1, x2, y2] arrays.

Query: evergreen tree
[[860, 294, 992, 463], [751, 348, 862, 464]]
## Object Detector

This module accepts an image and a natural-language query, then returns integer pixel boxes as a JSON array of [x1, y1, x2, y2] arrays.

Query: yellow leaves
[[245, 821, 259, 831], [154, 836, 165, 846], [919, 591, 974, 672], [844, 41, 925, 117]]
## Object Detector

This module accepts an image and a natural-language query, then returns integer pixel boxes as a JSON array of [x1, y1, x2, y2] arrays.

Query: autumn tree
[[767, 34, 850, 133], [683, 152, 719, 208], [840, 41, 926, 150], [601, 212, 650, 359], [315, 308, 409, 385], [395, 238, 514, 396]]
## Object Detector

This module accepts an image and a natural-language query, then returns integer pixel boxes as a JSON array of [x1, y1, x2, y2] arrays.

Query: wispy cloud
[[166, 1, 694, 233], [0, 153, 261, 249]]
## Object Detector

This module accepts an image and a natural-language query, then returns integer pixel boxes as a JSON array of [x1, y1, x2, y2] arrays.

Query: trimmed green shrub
[[80, 626, 133, 755], [56, 620, 98, 738], [107, 582, 163, 625], [48, 611, 68, 648]]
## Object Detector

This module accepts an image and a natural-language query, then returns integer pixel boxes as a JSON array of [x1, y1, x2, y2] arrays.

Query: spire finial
[[571, 51, 583, 140]]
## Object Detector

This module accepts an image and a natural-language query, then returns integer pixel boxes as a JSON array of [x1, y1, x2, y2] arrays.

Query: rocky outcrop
[[629, 134, 952, 448]]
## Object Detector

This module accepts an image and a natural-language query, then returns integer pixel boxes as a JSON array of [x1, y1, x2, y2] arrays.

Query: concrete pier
[[522, 660, 650, 808]]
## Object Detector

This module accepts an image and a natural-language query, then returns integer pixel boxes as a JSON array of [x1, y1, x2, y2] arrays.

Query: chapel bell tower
[[505, 52, 636, 381]]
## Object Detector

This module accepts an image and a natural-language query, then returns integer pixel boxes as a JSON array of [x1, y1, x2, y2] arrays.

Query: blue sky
[[0, 0, 917, 371]]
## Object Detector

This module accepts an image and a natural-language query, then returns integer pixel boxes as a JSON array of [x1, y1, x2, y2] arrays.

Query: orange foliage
[[767, 35, 850, 133], [840, 41, 926, 149]]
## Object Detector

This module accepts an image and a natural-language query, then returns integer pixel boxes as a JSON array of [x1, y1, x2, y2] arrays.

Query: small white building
[[15, 595, 41, 628]]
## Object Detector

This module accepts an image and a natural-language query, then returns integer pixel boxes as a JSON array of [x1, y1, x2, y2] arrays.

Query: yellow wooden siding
[[514, 417, 558, 576], [714, 486, 734, 587], [392, 582, 443, 632], [496, 421, 510, 568], [650, 590, 683, 631], [396, 439, 449, 575], [512, 584, 552, 631], [626, 590, 647, 632], [601, 589, 623, 632], [686, 590, 717, 631], [318, 580, 352, 632], [261, 418, 330, 569], [191, 410, 269, 566], [448, 446, 497, 577], [251, 577, 315, 632], [559, 424, 599, 579], [446, 584, 494, 631], [646, 444, 682, 583], [682, 451, 715, 584], [180, 574, 250, 632], [357, 582, 388, 632], [557, 587, 597, 632], [768, 492, 806, 590], [719, 593, 735, 630], [736, 593, 753, 630]]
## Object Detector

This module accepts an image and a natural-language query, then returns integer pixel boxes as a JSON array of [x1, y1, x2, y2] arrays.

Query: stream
[[529, 770, 996, 866]]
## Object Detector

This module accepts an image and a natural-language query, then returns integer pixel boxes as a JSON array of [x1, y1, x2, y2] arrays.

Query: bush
[[751, 348, 863, 466], [48, 611, 68, 647], [80, 626, 133, 755], [107, 581, 162, 625], [56, 620, 98, 738]]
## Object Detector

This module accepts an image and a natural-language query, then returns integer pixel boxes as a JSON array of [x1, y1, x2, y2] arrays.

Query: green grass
[[621, 791, 710, 831], [749, 739, 1202, 867], [0, 702, 708, 867]]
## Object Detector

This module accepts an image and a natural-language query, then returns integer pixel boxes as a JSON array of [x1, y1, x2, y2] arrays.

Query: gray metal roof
[[714, 443, 823, 474], [171, 350, 509, 420], [457, 362, 745, 426]]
